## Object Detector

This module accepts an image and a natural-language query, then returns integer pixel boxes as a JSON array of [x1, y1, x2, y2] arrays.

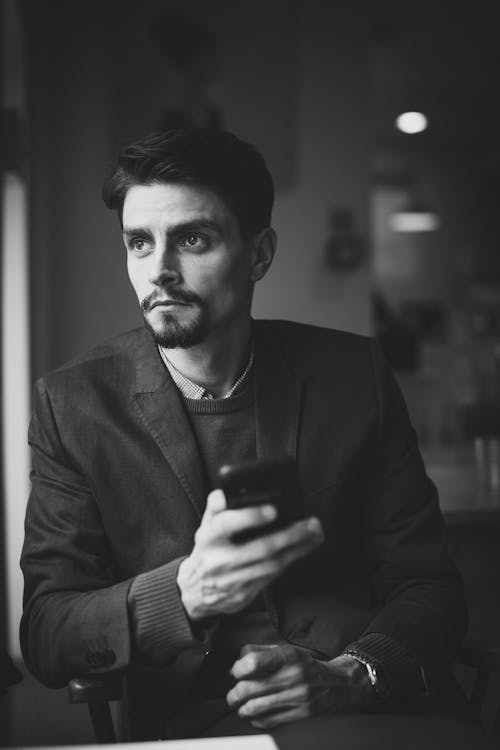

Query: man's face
[[122, 182, 257, 348]]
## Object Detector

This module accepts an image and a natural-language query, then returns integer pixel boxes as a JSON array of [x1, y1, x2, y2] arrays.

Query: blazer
[[20, 319, 467, 735]]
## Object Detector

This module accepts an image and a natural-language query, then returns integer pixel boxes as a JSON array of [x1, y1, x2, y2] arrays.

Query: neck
[[162, 317, 252, 398]]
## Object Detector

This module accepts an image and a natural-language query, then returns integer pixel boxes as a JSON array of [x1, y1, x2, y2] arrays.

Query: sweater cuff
[[343, 632, 427, 701], [128, 557, 210, 666]]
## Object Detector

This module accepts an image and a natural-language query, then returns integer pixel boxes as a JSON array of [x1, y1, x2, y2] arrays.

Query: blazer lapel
[[253, 325, 302, 468], [253, 324, 303, 625], [132, 331, 206, 519], [129, 325, 303, 521]]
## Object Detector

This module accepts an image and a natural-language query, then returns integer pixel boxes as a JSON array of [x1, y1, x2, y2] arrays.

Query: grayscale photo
[[1, 2, 499, 749]]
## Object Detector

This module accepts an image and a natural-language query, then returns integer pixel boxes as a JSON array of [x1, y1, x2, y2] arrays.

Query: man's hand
[[226, 644, 375, 729], [177, 489, 323, 621]]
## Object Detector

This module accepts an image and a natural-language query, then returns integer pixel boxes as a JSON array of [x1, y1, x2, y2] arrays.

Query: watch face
[[365, 661, 378, 688]]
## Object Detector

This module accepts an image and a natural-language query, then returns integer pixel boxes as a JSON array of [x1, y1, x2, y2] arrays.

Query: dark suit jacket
[[20, 320, 467, 735]]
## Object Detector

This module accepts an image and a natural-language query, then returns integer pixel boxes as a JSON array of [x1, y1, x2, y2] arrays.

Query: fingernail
[[262, 505, 277, 520], [230, 661, 241, 678], [308, 517, 322, 535]]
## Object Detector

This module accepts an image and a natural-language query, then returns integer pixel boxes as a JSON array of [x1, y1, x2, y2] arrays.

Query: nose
[[148, 245, 181, 288]]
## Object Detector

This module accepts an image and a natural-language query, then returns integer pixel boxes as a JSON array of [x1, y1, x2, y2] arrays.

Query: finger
[[227, 666, 302, 707], [209, 554, 288, 592], [250, 705, 310, 730], [245, 517, 324, 562], [204, 489, 227, 517], [238, 684, 311, 720], [201, 527, 322, 603], [231, 644, 297, 679], [222, 519, 321, 575], [212, 504, 278, 539]]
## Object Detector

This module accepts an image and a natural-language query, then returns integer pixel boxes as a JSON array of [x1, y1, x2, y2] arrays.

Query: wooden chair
[[69, 641, 500, 743], [456, 641, 500, 736], [68, 673, 123, 743]]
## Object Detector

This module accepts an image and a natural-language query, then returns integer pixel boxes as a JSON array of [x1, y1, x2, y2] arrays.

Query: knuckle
[[264, 535, 282, 556], [231, 683, 243, 703], [298, 683, 310, 701], [296, 660, 307, 677], [244, 698, 260, 717], [194, 526, 207, 546], [232, 591, 246, 608], [212, 512, 229, 536], [266, 559, 281, 577], [283, 644, 297, 661], [246, 653, 259, 672], [293, 521, 309, 542]]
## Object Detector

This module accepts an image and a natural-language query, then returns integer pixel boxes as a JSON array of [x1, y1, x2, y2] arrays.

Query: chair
[[0, 651, 23, 695], [68, 673, 123, 743], [69, 641, 500, 743], [456, 640, 500, 736]]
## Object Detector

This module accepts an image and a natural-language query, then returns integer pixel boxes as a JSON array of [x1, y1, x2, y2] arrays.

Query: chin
[[144, 312, 208, 349]]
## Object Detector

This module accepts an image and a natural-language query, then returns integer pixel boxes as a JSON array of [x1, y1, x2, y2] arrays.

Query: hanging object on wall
[[389, 196, 440, 232], [324, 208, 365, 271]]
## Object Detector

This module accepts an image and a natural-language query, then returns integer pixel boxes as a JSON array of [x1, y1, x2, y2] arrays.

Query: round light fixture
[[395, 111, 428, 134]]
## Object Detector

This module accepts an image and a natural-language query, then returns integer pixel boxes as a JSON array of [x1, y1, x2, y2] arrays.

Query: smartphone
[[217, 456, 303, 539]]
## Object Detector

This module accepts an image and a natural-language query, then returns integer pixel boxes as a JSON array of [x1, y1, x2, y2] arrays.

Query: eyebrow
[[122, 219, 223, 240]]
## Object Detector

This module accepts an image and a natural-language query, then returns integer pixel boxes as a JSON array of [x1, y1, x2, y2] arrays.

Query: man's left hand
[[226, 644, 376, 729]]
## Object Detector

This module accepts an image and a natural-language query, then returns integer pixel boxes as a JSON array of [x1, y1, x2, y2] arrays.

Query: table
[[270, 713, 498, 750], [204, 712, 498, 749]]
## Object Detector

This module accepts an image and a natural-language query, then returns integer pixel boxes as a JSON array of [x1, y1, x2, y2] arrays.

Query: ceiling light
[[395, 111, 428, 134]]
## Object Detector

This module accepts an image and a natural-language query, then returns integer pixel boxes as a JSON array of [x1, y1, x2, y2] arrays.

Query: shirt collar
[[159, 345, 254, 400]]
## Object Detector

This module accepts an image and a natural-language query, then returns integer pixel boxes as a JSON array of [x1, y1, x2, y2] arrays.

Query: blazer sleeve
[[345, 341, 468, 696], [20, 377, 201, 687]]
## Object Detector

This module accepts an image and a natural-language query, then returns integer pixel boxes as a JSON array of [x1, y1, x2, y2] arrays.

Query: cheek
[[127, 260, 148, 300], [197, 261, 251, 307]]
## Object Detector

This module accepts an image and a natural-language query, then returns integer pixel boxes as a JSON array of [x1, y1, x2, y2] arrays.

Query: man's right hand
[[177, 489, 324, 621]]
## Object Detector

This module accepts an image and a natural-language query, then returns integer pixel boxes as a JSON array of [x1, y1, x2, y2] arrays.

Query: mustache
[[141, 288, 202, 313]]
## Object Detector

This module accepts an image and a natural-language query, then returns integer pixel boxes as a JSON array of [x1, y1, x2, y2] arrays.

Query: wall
[[27, 0, 371, 381], [254, 5, 371, 334]]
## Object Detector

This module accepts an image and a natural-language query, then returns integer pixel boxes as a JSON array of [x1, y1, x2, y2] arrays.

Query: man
[[21, 129, 467, 740]]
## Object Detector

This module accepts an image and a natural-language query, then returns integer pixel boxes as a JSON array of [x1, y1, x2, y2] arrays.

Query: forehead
[[122, 183, 235, 229]]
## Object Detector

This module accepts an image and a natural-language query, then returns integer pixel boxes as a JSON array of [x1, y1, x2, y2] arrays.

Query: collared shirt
[[158, 346, 254, 400]]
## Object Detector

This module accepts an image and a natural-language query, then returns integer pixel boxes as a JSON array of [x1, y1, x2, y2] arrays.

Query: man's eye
[[129, 238, 151, 255], [178, 234, 207, 250]]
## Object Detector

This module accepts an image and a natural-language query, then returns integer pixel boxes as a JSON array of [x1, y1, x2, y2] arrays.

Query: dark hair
[[102, 129, 274, 239]]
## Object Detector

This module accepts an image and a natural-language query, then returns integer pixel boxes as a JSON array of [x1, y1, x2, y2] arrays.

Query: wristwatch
[[345, 651, 390, 702]]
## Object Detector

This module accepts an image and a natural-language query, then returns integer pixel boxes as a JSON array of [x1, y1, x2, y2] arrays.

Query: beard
[[141, 288, 209, 349]]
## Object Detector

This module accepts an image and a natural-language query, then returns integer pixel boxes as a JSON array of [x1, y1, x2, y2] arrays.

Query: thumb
[[205, 488, 227, 517]]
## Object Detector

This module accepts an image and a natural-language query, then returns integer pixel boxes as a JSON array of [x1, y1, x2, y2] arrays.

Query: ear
[[250, 228, 277, 282]]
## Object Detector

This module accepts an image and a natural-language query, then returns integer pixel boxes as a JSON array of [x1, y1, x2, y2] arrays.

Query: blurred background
[[1, 0, 500, 744]]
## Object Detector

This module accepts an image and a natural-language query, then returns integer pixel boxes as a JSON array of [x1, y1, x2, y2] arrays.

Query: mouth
[[150, 300, 189, 310]]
